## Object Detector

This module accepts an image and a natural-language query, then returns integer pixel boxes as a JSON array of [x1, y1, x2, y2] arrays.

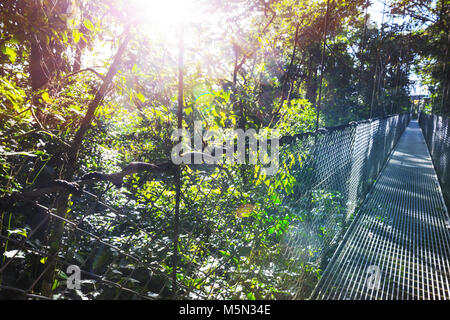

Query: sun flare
[[137, 0, 199, 27]]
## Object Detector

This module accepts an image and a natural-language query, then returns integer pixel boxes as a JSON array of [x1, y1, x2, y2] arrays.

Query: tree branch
[[64, 27, 133, 181], [0, 161, 177, 209]]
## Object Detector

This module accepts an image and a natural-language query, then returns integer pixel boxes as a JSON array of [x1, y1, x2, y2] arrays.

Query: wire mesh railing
[[275, 113, 410, 298], [311, 119, 450, 300], [419, 112, 450, 210], [0, 113, 410, 300]]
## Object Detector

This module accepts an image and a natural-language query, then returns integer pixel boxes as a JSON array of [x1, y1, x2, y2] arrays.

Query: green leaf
[[83, 19, 94, 31], [136, 92, 145, 102], [1, 45, 16, 64], [52, 279, 59, 290], [57, 269, 68, 280], [34, 150, 48, 156], [72, 29, 81, 43], [246, 292, 256, 300], [42, 91, 52, 103], [41, 131, 55, 138], [219, 250, 230, 257], [7, 228, 27, 237], [270, 193, 281, 205]]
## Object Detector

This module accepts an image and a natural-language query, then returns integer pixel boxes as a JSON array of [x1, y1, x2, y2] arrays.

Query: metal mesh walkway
[[312, 120, 450, 300]]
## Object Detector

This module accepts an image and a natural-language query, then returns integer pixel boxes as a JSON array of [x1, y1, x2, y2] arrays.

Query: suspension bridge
[[0, 113, 449, 300], [311, 118, 450, 299]]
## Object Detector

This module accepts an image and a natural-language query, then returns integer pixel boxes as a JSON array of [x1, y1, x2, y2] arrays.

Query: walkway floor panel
[[312, 120, 450, 300]]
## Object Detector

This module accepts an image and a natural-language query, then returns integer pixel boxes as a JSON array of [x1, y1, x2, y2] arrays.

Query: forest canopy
[[0, 0, 448, 300]]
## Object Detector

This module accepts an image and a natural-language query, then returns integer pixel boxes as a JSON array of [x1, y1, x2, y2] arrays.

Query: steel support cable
[[356, 0, 370, 121], [171, 23, 185, 299], [1, 113, 412, 299], [344, 116, 411, 300], [284, 114, 410, 298], [419, 113, 450, 298], [310, 115, 407, 299], [377, 3, 396, 117], [55, 186, 124, 299], [63, 187, 176, 299], [312, 119, 450, 299], [328, 125, 396, 298], [178, 173, 243, 299], [369, 0, 387, 118], [74, 180, 176, 298], [82, 194, 156, 300], [0, 179, 173, 296], [316, 0, 330, 131], [0, 235, 156, 300], [312, 123, 400, 300], [0, 197, 181, 298], [316, 120, 384, 298]]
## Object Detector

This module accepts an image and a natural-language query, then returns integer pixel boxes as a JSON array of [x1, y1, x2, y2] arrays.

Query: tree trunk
[[40, 27, 132, 297]]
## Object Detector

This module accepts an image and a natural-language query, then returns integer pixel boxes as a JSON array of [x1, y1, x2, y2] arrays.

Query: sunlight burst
[[137, 0, 199, 27]]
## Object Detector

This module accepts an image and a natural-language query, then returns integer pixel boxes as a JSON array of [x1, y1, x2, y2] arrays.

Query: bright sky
[[367, 0, 387, 27], [85, 0, 428, 97]]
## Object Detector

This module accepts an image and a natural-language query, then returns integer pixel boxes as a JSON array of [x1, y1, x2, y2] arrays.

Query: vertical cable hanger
[[439, 31, 449, 115], [316, 0, 330, 131], [379, 1, 394, 116], [356, 0, 370, 121], [390, 13, 403, 115], [369, 0, 386, 118], [172, 23, 184, 299], [393, 9, 409, 115]]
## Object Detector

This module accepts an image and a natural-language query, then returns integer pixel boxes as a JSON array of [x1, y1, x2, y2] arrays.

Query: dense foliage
[[0, 0, 447, 299]]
